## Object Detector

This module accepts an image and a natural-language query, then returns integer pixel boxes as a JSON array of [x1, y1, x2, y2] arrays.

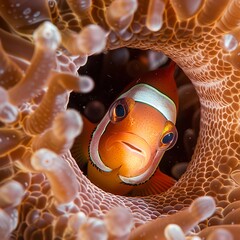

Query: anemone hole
[[68, 48, 200, 193]]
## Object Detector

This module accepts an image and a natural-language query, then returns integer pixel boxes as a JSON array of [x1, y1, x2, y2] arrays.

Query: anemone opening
[[69, 48, 200, 195]]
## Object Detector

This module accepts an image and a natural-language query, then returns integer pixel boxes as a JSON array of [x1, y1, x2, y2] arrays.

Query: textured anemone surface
[[0, 0, 240, 240]]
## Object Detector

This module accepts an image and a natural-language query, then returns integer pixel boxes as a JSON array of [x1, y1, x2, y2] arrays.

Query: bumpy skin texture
[[0, 0, 240, 239]]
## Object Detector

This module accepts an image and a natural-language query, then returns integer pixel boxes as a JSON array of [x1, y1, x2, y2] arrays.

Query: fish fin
[[71, 115, 97, 174], [128, 169, 176, 197], [71, 138, 88, 174], [168, 60, 176, 77]]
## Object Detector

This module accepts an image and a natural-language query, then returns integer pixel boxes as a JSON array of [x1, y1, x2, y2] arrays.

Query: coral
[[0, 0, 239, 239]]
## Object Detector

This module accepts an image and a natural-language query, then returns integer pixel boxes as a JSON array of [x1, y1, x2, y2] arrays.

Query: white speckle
[[16, 3, 20, 7], [33, 11, 40, 18], [0, 138, 2, 142], [23, 8, 31, 15]]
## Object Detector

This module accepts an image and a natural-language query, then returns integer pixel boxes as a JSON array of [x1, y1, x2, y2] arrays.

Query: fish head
[[90, 96, 178, 185]]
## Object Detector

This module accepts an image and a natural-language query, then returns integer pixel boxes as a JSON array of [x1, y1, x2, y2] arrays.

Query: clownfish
[[72, 62, 178, 196]]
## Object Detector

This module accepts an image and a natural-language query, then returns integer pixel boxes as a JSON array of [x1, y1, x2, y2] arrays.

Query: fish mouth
[[121, 141, 143, 154], [106, 132, 150, 159], [103, 132, 153, 177]]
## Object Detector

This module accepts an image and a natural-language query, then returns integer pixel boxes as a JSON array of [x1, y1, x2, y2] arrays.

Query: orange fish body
[[75, 63, 178, 196]]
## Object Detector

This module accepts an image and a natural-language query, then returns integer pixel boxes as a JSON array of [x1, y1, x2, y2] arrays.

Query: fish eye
[[159, 121, 178, 150], [109, 98, 134, 123], [162, 132, 174, 144], [115, 104, 125, 117]]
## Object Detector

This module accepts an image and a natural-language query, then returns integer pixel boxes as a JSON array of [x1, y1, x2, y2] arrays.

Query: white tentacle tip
[[0, 87, 19, 123], [53, 110, 83, 140], [77, 25, 107, 56], [31, 148, 57, 171], [33, 21, 61, 50], [208, 228, 233, 240], [190, 196, 216, 222], [79, 75, 95, 93], [164, 224, 185, 240], [78, 217, 108, 240], [0, 102, 19, 123], [0, 208, 18, 239], [0, 180, 24, 208], [104, 207, 133, 237]]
